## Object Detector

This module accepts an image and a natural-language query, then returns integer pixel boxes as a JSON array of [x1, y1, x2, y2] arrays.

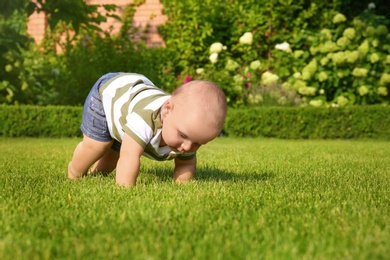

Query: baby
[[68, 72, 227, 187]]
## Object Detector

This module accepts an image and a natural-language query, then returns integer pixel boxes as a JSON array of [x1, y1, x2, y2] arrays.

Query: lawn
[[0, 137, 389, 259]]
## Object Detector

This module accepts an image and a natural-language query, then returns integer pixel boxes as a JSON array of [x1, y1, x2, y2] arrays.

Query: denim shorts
[[80, 72, 122, 143]]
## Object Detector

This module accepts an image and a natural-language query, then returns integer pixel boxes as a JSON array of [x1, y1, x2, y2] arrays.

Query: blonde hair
[[171, 80, 227, 130]]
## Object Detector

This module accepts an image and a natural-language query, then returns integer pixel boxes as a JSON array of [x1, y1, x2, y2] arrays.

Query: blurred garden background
[[1, 0, 389, 108]]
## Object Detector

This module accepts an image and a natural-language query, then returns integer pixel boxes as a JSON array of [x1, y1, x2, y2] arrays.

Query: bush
[[225, 105, 390, 139], [159, 0, 344, 106], [281, 8, 390, 106], [0, 105, 82, 137], [50, 34, 172, 106], [0, 2, 119, 106], [0, 1, 170, 106], [1, 105, 389, 139], [0, 10, 47, 105], [159, 1, 390, 107]]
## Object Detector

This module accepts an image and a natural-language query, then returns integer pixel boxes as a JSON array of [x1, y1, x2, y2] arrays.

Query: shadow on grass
[[141, 165, 274, 183], [88, 165, 274, 184], [196, 166, 274, 182]]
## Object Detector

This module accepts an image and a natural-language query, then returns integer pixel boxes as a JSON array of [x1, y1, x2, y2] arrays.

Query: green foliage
[[1, 138, 389, 259], [2, 105, 390, 139], [191, 36, 303, 106], [225, 105, 390, 139], [338, 0, 390, 19], [49, 33, 170, 106], [0, 0, 118, 105], [1, 1, 389, 107], [0, 10, 33, 104], [159, 0, 390, 107], [160, 0, 341, 68], [159, 0, 343, 105], [39, 1, 117, 33], [0, 105, 81, 137], [282, 8, 390, 106], [0, 0, 35, 17], [1, 41, 60, 105], [1, 0, 169, 106], [0, 9, 61, 105], [159, 0, 223, 71]]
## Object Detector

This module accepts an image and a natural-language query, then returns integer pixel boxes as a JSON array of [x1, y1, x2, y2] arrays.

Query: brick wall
[[26, 4, 47, 45], [26, 0, 167, 47]]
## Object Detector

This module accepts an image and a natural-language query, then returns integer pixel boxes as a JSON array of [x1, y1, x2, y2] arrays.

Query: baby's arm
[[116, 133, 144, 187], [173, 156, 197, 182]]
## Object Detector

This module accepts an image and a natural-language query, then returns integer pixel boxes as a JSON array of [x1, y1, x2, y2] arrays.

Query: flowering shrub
[[160, 0, 389, 107], [160, 0, 353, 106], [189, 32, 303, 107], [239, 32, 253, 45], [281, 6, 390, 106], [193, 3, 390, 107]]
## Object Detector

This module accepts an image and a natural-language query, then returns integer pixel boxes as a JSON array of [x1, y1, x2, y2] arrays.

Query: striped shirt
[[99, 73, 195, 161]]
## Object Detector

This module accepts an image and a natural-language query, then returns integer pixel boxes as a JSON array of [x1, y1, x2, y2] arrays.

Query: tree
[[0, 0, 118, 104], [0, 0, 118, 32]]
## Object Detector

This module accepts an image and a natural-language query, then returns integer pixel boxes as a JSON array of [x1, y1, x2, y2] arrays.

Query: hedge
[[1, 105, 389, 139], [0, 105, 82, 137], [225, 106, 390, 139]]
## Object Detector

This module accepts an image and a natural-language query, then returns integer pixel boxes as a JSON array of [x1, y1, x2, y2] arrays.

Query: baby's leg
[[90, 148, 119, 175], [68, 134, 113, 179]]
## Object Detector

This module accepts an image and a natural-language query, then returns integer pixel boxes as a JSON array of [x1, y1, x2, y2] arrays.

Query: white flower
[[209, 53, 218, 63], [261, 71, 279, 85], [239, 32, 253, 45], [333, 13, 347, 24], [293, 72, 301, 79], [337, 96, 349, 106], [378, 87, 388, 96], [209, 42, 224, 54], [249, 60, 261, 70], [309, 100, 323, 107], [368, 2, 376, 9], [275, 41, 291, 53], [196, 68, 204, 74]]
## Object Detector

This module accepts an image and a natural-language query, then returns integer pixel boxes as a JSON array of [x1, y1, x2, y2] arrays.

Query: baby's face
[[161, 101, 220, 153]]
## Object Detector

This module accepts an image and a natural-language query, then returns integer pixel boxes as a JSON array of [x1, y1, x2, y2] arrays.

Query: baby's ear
[[162, 100, 173, 117]]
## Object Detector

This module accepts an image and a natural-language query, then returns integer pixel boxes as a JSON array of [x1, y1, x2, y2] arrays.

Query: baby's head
[[161, 80, 227, 153]]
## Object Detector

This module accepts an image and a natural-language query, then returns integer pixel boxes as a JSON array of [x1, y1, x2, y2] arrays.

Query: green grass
[[1, 137, 389, 259]]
